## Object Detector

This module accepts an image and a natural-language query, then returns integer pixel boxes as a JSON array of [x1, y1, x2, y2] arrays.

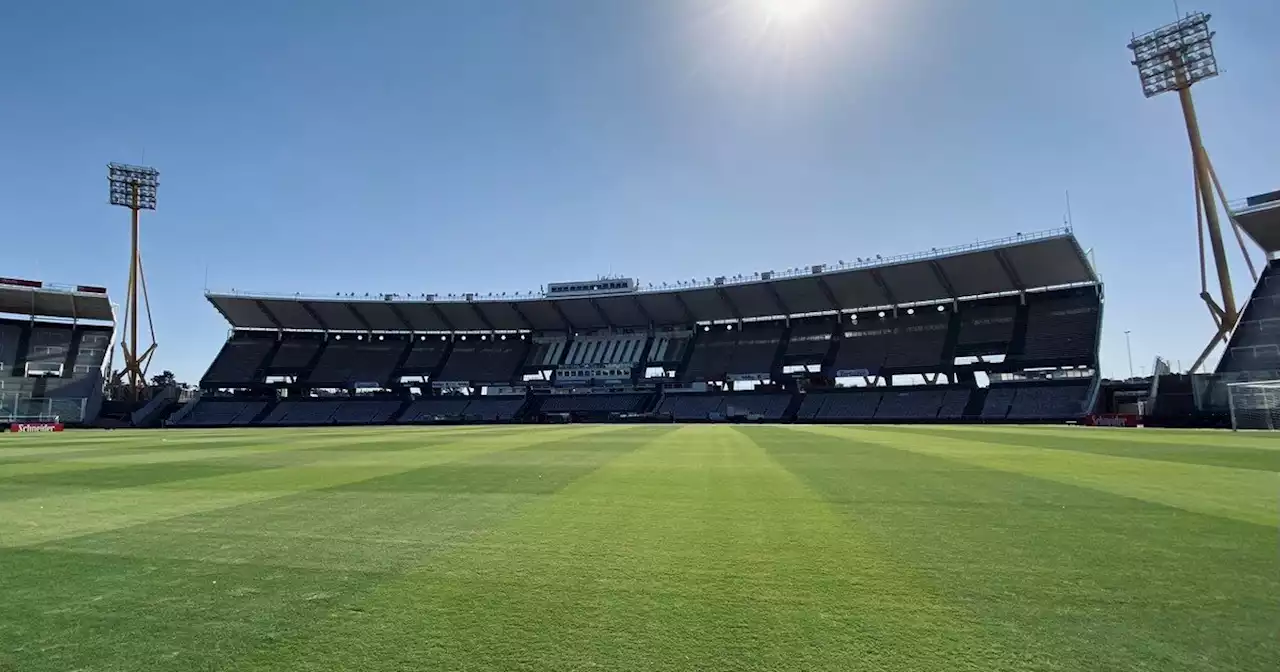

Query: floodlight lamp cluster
[[107, 162, 160, 210], [1128, 12, 1218, 98]]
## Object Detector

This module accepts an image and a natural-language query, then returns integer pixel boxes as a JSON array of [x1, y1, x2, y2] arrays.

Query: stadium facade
[[174, 228, 1108, 426], [0, 279, 114, 424]]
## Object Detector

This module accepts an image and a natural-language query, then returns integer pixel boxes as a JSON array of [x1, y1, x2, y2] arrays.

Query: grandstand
[[0, 278, 114, 425], [1140, 189, 1280, 427], [177, 228, 1102, 426]]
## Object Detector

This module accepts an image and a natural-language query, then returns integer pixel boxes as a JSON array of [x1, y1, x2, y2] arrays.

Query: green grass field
[[0, 424, 1275, 671]]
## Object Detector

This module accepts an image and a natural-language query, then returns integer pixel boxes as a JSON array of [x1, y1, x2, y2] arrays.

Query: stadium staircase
[[62, 328, 83, 377], [131, 385, 181, 428], [1008, 303, 1031, 359], [781, 391, 804, 422], [962, 387, 989, 419], [11, 325, 32, 377], [165, 396, 201, 426]]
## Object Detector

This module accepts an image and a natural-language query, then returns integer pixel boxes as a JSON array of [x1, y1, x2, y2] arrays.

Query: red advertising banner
[[0, 277, 43, 288], [9, 422, 65, 433], [1083, 414, 1140, 427]]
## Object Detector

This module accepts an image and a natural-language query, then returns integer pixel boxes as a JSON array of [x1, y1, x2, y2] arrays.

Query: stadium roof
[[0, 278, 114, 323], [207, 228, 1097, 332], [1232, 190, 1280, 254]]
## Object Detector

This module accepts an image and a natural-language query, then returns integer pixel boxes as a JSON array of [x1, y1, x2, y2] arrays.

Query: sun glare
[[757, 0, 825, 28]]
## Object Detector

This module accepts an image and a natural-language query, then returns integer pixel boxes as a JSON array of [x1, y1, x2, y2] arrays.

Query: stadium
[[2, 7, 1278, 672]]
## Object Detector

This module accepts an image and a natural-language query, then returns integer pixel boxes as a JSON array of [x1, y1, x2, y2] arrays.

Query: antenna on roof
[[1065, 190, 1074, 230]]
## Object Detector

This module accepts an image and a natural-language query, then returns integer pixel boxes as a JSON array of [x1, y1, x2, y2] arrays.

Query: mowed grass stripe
[[877, 426, 1280, 472], [237, 425, 1011, 672], [1, 426, 669, 672], [791, 425, 1278, 527], [911, 424, 1280, 449], [0, 425, 630, 548], [44, 426, 674, 572], [759, 426, 1279, 672]]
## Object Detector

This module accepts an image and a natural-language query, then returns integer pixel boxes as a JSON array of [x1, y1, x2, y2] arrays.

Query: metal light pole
[[1127, 12, 1253, 373], [107, 163, 160, 400], [1124, 330, 1134, 379]]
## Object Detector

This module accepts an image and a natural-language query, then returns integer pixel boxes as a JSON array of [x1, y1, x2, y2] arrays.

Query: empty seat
[[804, 391, 882, 421], [539, 393, 650, 414], [259, 401, 343, 425], [784, 322, 835, 361], [307, 339, 407, 387], [268, 340, 322, 369], [331, 400, 402, 424], [874, 389, 945, 420], [172, 399, 265, 426], [1006, 383, 1091, 420], [203, 338, 274, 385], [401, 339, 449, 373], [72, 330, 111, 377], [436, 340, 526, 384], [1019, 294, 1099, 363], [25, 326, 72, 376]]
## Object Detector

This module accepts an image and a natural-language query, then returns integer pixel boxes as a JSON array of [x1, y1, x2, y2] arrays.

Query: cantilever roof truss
[[208, 231, 1098, 332]]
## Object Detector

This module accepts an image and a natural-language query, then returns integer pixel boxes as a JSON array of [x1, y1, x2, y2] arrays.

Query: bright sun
[[756, 0, 825, 27]]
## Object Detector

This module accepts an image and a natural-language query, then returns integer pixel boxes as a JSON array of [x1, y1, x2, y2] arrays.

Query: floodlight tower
[[1128, 12, 1246, 373], [107, 162, 160, 399]]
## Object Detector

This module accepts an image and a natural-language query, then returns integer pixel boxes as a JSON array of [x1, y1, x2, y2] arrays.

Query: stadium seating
[[561, 333, 648, 367], [260, 400, 344, 425], [719, 393, 791, 420], [435, 339, 526, 384], [955, 305, 1016, 351], [267, 339, 322, 370], [981, 386, 1017, 419], [681, 326, 783, 382], [458, 396, 526, 422], [526, 337, 568, 368], [71, 329, 111, 377], [307, 337, 407, 387], [1006, 383, 1091, 420], [25, 326, 72, 375], [1019, 293, 1100, 363], [203, 337, 274, 385], [882, 319, 949, 369], [1218, 261, 1280, 374], [656, 393, 790, 421], [799, 390, 882, 421], [646, 332, 692, 364], [191, 234, 1104, 428], [400, 338, 449, 373], [784, 322, 836, 362], [937, 388, 971, 420], [830, 328, 892, 376], [874, 389, 946, 420], [331, 400, 402, 424], [538, 393, 650, 415], [173, 399, 267, 426], [656, 394, 726, 420], [398, 397, 471, 422], [727, 327, 784, 376], [0, 323, 23, 375], [397, 396, 526, 423]]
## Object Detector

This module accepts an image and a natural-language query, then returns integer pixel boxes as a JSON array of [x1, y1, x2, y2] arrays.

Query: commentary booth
[[0, 278, 114, 428]]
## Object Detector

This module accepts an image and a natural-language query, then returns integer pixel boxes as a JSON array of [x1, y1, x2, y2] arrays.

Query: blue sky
[[2, 0, 1277, 382]]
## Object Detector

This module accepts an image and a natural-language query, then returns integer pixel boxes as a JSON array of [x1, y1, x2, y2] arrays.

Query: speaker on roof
[[760, 272, 773, 281], [811, 265, 826, 274], [714, 276, 726, 286]]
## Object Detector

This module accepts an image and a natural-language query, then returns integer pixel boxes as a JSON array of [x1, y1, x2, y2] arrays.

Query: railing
[[131, 385, 180, 427], [208, 228, 1075, 304], [0, 395, 87, 423], [165, 394, 203, 426]]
